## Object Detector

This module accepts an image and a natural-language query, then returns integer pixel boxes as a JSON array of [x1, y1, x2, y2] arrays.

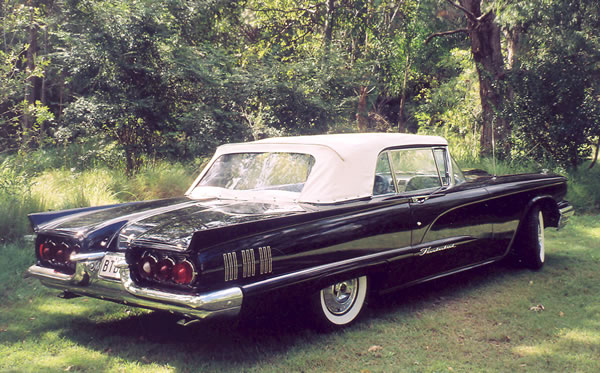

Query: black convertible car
[[27, 133, 573, 328]]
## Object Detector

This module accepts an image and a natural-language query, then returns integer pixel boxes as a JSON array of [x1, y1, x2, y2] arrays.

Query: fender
[[522, 195, 560, 228], [504, 195, 559, 256], [28, 203, 134, 232]]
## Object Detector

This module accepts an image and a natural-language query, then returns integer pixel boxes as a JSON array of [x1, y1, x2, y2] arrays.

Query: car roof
[[187, 133, 448, 204], [250, 133, 447, 160]]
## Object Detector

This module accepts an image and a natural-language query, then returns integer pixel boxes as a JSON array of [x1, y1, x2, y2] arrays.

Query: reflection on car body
[[26, 133, 574, 328]]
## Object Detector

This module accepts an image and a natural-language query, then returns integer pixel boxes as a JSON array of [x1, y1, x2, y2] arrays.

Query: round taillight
[[40, 240, 56, 261], [172, 260, 195, 285], [40, 243, 49, 260], [55, 242, 71, 263], [156, 258, 174, 281], [138, 255, 157, 279]]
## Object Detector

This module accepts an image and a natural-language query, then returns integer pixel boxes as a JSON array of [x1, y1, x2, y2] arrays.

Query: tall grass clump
[[31, 169, 124, 211], [124, 161, 195, 201], [0, 160, 45, 243], [455, 156, 544, 175], [566, 162, 600, 213]]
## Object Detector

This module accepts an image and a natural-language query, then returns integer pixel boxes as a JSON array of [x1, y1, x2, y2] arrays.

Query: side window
[[433, 148, 449, 186], [451, 156, 466, 185], [373, 152, 396, 195], [389, 149, 442, 192]]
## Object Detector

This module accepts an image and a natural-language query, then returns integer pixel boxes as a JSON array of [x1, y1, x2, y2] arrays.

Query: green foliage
[[1, 0, 600, 180], [501, 0, 600, 169], [415, 48, 481, 160], [0, 0, 54, 151], [507, 56, 599, 169]]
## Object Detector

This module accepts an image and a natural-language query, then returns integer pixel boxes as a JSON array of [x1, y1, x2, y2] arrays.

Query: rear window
[[199, 152, 315, 192]]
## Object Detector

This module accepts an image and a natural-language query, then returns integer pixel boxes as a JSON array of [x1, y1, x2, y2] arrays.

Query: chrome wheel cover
[[322, 279, 359, 315], [538, 211, 545, 263]]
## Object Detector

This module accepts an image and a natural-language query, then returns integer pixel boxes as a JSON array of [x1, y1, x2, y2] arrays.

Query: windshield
[[197, 152, 315, 193]]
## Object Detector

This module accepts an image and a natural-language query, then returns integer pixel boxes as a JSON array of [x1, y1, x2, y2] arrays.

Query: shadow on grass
[[17, 260, 529, 370]]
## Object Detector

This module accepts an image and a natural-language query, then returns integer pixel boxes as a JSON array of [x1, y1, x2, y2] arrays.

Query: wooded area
[[1, 0, 599, 172]]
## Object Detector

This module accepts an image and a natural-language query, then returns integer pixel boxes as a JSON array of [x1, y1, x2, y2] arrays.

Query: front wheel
[[310, 276, 368, 329], [517, 206, 545, 270]]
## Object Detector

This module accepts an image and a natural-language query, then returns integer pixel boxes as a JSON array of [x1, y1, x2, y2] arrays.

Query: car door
[[383, 147, 496, 288]]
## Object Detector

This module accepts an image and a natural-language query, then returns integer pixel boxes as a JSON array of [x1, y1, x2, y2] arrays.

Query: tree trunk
[[398, 50, 411, 133], [22, 0, 45, 150], [504, 26, 521, 70], [589, 137, 600, 169], [357, 86, 369, 132], [322, 0, 335, 58], [22, 3, 41, 149], [459, 0, 509, 157]]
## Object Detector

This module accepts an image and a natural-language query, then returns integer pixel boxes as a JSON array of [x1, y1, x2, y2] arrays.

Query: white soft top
[[186, 133, 447, 204]]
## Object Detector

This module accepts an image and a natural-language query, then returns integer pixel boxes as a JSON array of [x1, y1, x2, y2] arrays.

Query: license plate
[[99, 254, 122, 280]]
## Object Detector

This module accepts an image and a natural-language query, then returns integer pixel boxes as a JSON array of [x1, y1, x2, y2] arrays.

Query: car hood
[[31, 197, 306, 252]]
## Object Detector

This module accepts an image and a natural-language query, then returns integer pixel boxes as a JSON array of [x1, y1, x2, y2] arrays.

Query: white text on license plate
[[99, 254, 122, 280]]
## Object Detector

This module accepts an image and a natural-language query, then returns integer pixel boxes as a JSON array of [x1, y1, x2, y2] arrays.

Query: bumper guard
[[557, 202, 574, 230]]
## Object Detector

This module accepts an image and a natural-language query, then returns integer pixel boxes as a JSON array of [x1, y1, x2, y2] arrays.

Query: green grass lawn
[[1, 215, 599, 373]]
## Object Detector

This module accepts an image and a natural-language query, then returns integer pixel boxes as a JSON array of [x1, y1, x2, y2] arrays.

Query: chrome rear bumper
[[26, 252, 242, 320]]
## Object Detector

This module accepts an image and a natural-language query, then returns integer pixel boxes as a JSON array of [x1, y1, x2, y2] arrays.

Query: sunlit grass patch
[[124, 161, 194, 201], [31, 169, 123, 210], [561, 328, 600, 346], [513, 327, 600, 371]]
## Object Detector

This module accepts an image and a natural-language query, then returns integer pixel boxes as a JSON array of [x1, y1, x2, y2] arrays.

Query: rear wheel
[[311, 276, 368, 329], [516, 206, 545, 270]]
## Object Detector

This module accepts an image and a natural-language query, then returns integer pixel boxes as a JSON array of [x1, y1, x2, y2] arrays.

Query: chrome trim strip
[[232, 252, 238, 280], [250, 249, 256, 276], [223, 252, 238, 281], [258, 246, 273, 275], [227, 252, 233, 280], [223, 253, 229, 281], [267, 246, 272, 273], [259, 246, 265, 274], [244, 236, 473, 292], [242, 250, 248, 278], [71, 252, 106, 262]]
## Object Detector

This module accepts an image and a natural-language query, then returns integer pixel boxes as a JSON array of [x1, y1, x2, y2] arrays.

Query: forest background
[[1, 0, 599, 243]]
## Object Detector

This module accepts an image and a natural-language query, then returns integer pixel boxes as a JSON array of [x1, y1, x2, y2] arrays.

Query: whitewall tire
[[518, 206, 546, 270], [311, 276, 368, 329]]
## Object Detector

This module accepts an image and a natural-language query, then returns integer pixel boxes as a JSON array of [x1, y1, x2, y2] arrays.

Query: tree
[[426, 0, 508, 157], [0, 0, 53, 152], [502, 0, 600, 169]]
